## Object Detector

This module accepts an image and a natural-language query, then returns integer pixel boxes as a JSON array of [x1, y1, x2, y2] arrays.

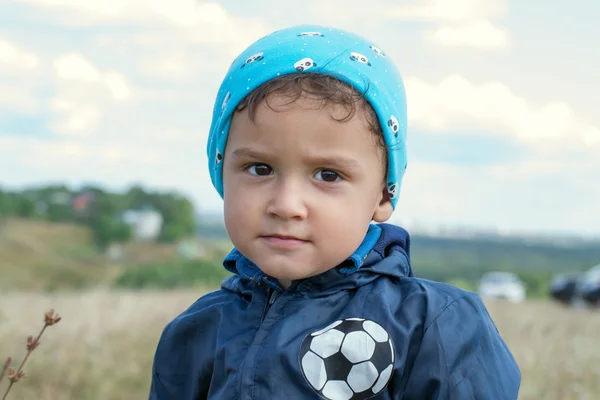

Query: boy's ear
[[372, 188, 393, 222]]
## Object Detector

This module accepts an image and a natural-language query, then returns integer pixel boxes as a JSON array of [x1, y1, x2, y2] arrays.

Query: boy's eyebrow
[[307, 155, 360, 169], [231, 147, 360, 169], [231, 147, 269, 159]]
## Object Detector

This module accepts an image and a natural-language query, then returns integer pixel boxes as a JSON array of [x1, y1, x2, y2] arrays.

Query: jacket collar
[[222, 223, 412, 293]]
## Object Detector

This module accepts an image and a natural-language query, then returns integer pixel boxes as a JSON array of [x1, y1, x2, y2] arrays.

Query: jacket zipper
[[261, 288, 280, 321], [237, 286, 282, 399]]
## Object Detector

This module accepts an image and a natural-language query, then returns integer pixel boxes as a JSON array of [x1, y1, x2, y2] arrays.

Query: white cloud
[[390, 0, 505, 22], [584, 127, 600, 145], [104, 72, 132, 101], [389, 0, 509, 49], [405, 75, 599, 148], [150, 1, 231, 28], [54, 54, 132, 101], [429, 20, 508, 48], [18, 0, 228, 26], [0, 37, 40, 70], [51, 53, 134, 135], [0, 136, 88, 161], [50, 101, 102, 135], [0, 135, 170, 169], [15, 0, 268, 49], [0, 83, 40, 113], [54, 53, 102, 81], [138, 50, 193, 80], [0, 39, 42, 113], [20, 0, 268, 82], [15, 0, 147, 19]]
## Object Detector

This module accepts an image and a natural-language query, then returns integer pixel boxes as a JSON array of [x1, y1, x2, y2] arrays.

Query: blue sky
[[1, 0, 599, 237]]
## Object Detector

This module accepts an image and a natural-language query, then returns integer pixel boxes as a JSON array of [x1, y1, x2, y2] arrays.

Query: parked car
[[549, 264, 600, 308], [549, 273, 580, 305], [478, 272, 526, 303], [578, 264, 600, 307]]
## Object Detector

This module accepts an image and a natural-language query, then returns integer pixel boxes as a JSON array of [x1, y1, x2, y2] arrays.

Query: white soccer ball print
[[299, 318, 395, 400]]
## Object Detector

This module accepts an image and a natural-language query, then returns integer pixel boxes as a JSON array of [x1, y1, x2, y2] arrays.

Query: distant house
[[121, 206, 164, 241], [72, 191, 95, 213]]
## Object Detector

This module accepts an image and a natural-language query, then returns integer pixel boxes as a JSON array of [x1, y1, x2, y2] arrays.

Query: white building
[[121, 208, 163, 241]]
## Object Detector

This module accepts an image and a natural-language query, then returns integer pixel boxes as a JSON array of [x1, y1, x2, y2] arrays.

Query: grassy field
[[0, 290, 598, 400]]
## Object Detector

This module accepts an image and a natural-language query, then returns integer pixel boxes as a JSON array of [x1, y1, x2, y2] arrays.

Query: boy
[[149, 25, 521, 400]]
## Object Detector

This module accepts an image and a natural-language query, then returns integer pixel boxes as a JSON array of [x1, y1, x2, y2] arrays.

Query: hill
[[1, 218, 599, 294], [0, 218, 228, 291], [0, 218, 112, 291], [411, 233, 600, 283]]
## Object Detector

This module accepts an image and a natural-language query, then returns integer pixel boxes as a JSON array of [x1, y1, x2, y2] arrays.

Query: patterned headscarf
[[207, 25, 408, 209]]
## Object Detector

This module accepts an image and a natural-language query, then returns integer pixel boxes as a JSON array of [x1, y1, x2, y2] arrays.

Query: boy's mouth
[[264, 234, 305, 240], [260, 234, 309, 247]]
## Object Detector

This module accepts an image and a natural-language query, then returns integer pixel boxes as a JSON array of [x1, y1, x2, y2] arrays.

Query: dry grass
[[0, 289, 202, 400], [486, 299, 600, 400], [0, 290, 598, 399]]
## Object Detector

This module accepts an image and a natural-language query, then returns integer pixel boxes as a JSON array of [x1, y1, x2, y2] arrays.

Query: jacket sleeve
[[401, 293, 521, 400]]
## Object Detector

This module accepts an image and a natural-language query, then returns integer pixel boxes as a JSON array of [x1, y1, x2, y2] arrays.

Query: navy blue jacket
[[149, 223, 521, 399]]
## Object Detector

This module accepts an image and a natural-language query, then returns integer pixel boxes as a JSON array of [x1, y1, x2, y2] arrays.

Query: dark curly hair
[[234, 72, 388, 170]]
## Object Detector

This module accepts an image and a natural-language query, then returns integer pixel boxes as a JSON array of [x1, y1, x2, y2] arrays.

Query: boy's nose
[[266, 179, 308, 220]]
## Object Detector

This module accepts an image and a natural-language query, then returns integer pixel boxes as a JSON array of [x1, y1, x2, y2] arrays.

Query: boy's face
[[222, 93, 393, 289]]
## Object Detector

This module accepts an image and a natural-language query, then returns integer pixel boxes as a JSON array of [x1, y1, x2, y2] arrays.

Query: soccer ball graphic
[[299, 318, 395, 400]]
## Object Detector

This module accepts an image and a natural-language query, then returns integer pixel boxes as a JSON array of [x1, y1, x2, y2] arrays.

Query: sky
[[1, 0, 599, 237]]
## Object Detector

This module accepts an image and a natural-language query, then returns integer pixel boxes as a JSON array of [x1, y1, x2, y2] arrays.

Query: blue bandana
[[206, 25, 408, 209]]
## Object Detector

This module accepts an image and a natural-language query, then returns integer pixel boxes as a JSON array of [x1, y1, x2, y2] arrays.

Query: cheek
[[223, 166, 245, 211], [346, 179, 383, 209], [224, 197, 250, 247], [223, 173, 243, 228], [224, 191, 246, 221], [223, 182, 262, 232]]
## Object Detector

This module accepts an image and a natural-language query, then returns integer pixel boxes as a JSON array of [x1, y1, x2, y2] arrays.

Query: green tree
[[150, 192, 196, 243], [0, 189, 15, 215], [15, 197, 36, 217], [92, 215, 132, 248], [86, 192, 131, 248], [518, 271, 552, 299]]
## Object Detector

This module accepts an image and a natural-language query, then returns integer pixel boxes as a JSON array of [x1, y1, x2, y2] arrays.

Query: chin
[[261, 266, 316, 283], [264, 270, 308, 282]]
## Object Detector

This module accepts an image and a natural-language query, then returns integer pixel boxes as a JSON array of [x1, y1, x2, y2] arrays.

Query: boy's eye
[[247, 163, 272, 176], [315, 170, 340, 182]]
